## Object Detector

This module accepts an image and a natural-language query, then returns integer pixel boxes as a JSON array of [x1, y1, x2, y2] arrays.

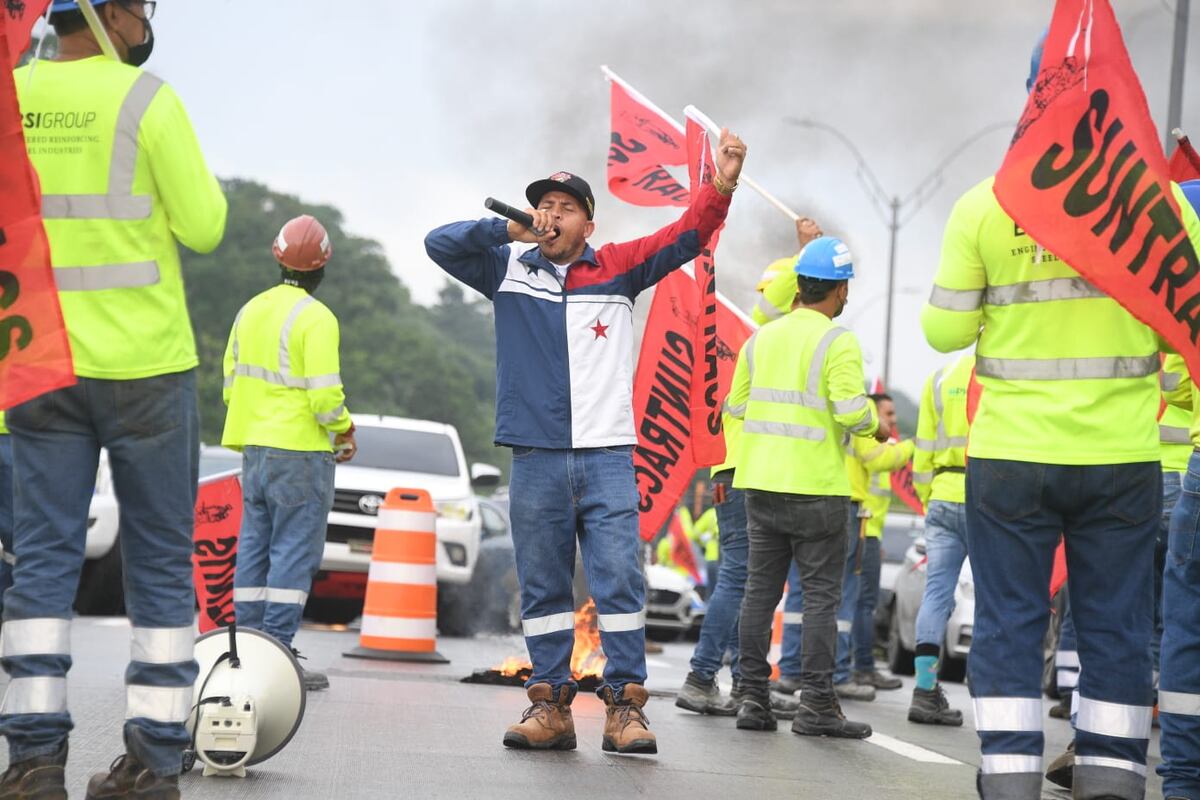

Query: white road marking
[[866, 732, 965, 765]]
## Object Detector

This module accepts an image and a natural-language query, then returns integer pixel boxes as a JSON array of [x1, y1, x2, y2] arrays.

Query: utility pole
[[1167, 0, 1191, 151], [882, 197, 900, 389]]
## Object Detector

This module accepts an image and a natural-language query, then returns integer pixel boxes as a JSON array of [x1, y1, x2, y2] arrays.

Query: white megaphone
[[184, 625, 306, 778]]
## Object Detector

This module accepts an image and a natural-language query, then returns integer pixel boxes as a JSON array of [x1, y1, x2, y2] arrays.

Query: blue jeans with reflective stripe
[[1159, 451, 1200, 798], [688, 473, 747, 682], [233, 446, 334, 648], [915, 500, 968, 648], [508, 446, 646, 700], [1, 373, 200, 775], [0, 434, 12, 615], [967, 458, 1158, 800]]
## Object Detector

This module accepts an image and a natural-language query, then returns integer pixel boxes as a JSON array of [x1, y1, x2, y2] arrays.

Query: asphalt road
[[0, 618, 1162, 799]]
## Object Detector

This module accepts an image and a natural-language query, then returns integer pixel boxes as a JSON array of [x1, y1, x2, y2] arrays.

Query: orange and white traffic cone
[[344, 488, 448, 663], [769, 591, 786, 681]]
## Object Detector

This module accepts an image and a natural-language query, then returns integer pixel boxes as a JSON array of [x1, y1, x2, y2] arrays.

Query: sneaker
[[735, 693, 777, 732], [675, 672, 737, 716], [834, 680, 876, 701], [1044, 740, 1074, 790], [853, 669, 902, 690], [792, 691, 872, 739], [291, 648, 330, 691], [0, 742, 67, 800], [769, 689, 801, 720], [770, 675, 803, 695], [86, 753, 179, 800], [907, 685, 963, 726]]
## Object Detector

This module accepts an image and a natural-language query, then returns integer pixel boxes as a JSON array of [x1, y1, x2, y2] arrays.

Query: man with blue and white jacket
[[425, 129, 746, 755]]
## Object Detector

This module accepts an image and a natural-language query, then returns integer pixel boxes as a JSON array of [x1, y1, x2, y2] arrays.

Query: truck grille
[[332, 489, 385, 516], [326, 523, 376, 545]]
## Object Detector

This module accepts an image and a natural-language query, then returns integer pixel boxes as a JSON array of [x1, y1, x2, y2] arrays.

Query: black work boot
[[735, 686, 777, 732], [675, 671, 737, 716], [1044, 740, 1074, 790], [86, 754, 179, 799], [908, 685, 964, 726], [853, 669, 902, 690], [1048, 688, 1072, 719], [792, 690, 872, 739], [291, 648, 329, 691], [0, 742, 67, 800], [770, 675, 803, 695]]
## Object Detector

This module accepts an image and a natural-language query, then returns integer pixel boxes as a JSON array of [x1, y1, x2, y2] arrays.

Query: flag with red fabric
[[606, 78, 689, 207], [1168, 131, 1200, 183], [994, 0, 1200, 381], [667, 508, 703, 585], [4, 0, 51, 67], [193, 472, 243, 633], [684, 112, 726, 467], [632, 270, 753, 540], [0, 11, 74, 410]]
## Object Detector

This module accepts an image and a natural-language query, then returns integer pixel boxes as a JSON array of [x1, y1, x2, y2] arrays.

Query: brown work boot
[[85, 754, 180, 800], [601, 684, 658, 754], [0, 742, 67, 800], [502, 683, 576, 750]]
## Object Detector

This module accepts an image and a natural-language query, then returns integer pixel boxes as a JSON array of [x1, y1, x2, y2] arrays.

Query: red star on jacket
[[590, 319, 609, 340]]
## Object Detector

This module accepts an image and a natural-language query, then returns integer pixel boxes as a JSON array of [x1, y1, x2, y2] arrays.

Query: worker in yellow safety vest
[[2, 1, 226, 795], [222, 215, 356, 692], [728, 236, 888, 740], [920, 133, 1200, 794], [907, 352, 974, 727], [675, 216, 822, 721], [692, 505, 720, 591]]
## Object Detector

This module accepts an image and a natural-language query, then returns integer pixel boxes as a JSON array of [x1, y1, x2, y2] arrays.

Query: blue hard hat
[[794, 236, 854, 281], [1026, 27, 1048, 93], [1181, 180, 1200, 217], [50, 0, 111, 11]]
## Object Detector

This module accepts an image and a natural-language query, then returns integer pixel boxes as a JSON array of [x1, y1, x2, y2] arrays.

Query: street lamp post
[[784, 118, 1012, 387], [1167, 0, 1191, 151]]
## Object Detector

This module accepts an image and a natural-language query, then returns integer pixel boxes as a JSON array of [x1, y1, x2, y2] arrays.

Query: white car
[[314, 415, 500, 625], [886, 538, 974, 682]]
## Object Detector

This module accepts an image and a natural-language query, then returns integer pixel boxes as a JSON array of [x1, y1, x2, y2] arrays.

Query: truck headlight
[[435, 501, 474, 522]]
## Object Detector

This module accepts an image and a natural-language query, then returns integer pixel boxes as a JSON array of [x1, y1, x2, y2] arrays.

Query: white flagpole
[[600, 66, 800, 222]]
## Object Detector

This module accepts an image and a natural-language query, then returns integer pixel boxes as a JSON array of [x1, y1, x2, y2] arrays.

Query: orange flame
[[493, 598, 607, 680]]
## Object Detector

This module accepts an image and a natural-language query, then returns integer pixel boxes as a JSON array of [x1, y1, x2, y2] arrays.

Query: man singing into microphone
[[425, 129, 746, 755]]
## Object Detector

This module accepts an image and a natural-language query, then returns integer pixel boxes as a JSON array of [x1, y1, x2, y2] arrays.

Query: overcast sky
[[127, 0, 1200, 402]]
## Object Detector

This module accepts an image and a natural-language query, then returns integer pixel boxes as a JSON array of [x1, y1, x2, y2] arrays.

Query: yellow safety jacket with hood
[[913, 353, 975, 506], [920, 176, 1200, 465], [221, 284, 352, 452], [14, 56, 226, 379], [730, 308, 878, 496]]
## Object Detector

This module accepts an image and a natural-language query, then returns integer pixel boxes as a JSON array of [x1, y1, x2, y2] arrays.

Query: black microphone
[[484, 197, 558, 238]]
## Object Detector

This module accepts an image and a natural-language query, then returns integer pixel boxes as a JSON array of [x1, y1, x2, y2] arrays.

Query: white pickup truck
[[309, 414, 501, 630]]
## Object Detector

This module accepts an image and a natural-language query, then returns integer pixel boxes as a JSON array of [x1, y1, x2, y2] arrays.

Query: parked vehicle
[[305, 415, 500, 632], [645, 563, 706, 641], [874, 512, 925, 643], [886, 537, 974, 682]]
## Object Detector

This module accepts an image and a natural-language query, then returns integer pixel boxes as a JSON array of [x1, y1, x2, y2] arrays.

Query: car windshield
[[351, 426, 461, 476]]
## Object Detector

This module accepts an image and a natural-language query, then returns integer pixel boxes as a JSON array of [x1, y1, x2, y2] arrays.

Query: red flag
[[667, 509, 703, 585], [889, 464, 924, 515], [1168, 132, 1200, 183], [607, 78, 689, 207], [3, 0, 51, 67], [685, 114, 726, 467], [994, 0, 1200, 381], [0, 15, 74, 409], [193, 472, 243, 633], [632, 271, 753, 540]]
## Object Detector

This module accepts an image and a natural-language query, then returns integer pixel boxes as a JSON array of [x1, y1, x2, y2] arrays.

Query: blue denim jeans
[[834, 521, 880, 683], [1, 373, 200, 776], [233, 446, 334, 648], [688, 472, 747, 682], [1159, 451, 1200, 798], [0, 434, 12, 615], [967, 458, 1158, 800], [914, 500, 968, 648], [1154, 470, 1181, 672], [508, 446, 646, 699]]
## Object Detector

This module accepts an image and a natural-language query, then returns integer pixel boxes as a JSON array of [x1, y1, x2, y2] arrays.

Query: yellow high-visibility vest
[[221, 285, 352, 452], [913, 353, 975, 505], [14, 57, 226, 379], [730, 308, 878, 496], [1159, 357, 1191, 474], [919, 176, 1200, 465]]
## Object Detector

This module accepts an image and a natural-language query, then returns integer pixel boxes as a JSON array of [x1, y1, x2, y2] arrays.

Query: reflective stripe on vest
[[1161, 425, 1191, 445], [984, 277, 1106, 306], [228, 295, 341, 391], [44, 72, 165, 291], [1162, 371, 1182, 392], [976, 355, 1159, 381], [742, 420, 826, 441], [928, 285, 984, 312], [755, 294, 783, 321], [742, 326, 850, 442]]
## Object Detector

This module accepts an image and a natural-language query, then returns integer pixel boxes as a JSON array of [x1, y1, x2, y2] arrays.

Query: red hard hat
[[273, 215, 332, 271]]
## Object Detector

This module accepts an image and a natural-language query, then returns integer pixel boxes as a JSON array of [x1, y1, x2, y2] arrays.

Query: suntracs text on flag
[[606, 75, 689, 208]]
